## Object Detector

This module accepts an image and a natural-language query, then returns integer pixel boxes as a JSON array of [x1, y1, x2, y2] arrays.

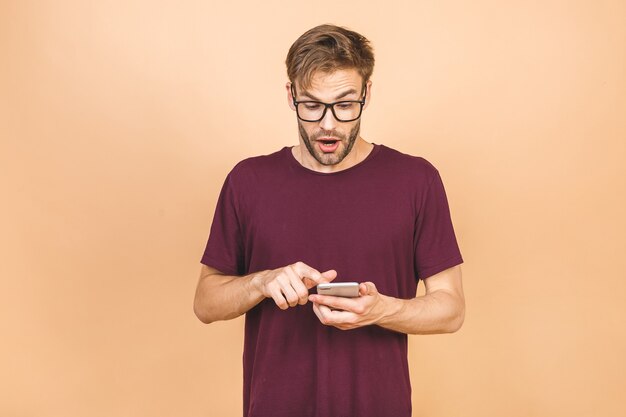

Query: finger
[[318, 303, 352, 324], [308, 294, 357, 312], [313, 303, 356, 328], [359, 281, 377, 296], [314, 302, 336, 325], [268, 284, 288, 310], [311, 302, 325, 323], [305, 269, 337, 289], [319, 269, 337, 283], [292, 262, 324, 288], [285, 266, 309, 305], [277, 273, 300, 307], [292, 261, 320, 279]]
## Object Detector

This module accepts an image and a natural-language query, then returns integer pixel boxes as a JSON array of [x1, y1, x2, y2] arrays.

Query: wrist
[[376, 295, 405, 326], [247, 270, 267, 298]]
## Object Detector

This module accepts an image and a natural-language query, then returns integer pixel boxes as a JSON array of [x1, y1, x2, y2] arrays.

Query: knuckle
[[265, 281, 278, 292]]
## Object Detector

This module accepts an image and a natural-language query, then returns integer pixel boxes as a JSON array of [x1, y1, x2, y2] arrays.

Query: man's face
[[289, 69, 368, 166]]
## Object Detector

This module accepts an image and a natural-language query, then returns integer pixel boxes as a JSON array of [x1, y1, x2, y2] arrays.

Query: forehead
[[297, 68, 363, 98]]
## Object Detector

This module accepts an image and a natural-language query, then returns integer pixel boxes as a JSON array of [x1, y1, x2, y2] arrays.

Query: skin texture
[[307, 265, 464, 334], [287, 69, 374, 173], [194, 262, 338, 323], [194, 68, 465, 334]]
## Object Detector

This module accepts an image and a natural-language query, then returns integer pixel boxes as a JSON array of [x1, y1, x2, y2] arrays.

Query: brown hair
[[286, 24, 375, 91]]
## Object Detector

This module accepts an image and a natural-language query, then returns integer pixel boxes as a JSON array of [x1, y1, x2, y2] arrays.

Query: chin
[[317, 156, 342, 166], [313, 145, 348, 166]]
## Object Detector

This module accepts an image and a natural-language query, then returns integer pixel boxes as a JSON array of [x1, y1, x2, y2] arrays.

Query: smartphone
[[316, 282, 360, 298]]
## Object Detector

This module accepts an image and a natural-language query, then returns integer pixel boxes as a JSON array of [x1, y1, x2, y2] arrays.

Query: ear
[[363, 80, 373, 110], [286, 82, 296, 111]]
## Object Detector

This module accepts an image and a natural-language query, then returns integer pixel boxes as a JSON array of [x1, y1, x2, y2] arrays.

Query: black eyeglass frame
[[291, 84, 368, 123]]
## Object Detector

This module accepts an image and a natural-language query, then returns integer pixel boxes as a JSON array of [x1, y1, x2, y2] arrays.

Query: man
[[194, 24, 465, 417]]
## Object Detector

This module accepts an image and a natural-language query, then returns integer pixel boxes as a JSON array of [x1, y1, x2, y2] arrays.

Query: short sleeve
[[414, 171, 464, 280], [200, 172, 245, 276]]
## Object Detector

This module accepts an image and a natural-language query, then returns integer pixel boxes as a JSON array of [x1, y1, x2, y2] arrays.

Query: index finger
[[291, 261, 325, 288], [308, 294, 359, 312], [291, 261, 319, 278]]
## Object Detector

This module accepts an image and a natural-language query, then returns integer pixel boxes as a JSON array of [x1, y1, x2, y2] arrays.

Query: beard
[[297, 120, 361, 166]]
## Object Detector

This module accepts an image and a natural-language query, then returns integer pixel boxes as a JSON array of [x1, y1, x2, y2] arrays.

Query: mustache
[[311, 130, 346, 141]]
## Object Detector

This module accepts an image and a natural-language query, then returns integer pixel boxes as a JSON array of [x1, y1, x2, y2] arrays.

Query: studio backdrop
[[1, 1, 625, 416]]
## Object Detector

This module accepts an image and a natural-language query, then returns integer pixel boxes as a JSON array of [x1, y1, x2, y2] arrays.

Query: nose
[[318, 106, 338, 131]]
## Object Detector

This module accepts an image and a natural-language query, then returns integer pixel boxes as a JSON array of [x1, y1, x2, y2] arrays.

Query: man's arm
[[193, 262, 337, 324], [307, 265, 465, 334]]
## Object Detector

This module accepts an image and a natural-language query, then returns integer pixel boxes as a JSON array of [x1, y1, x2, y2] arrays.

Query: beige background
[[1, 1, 625, 416]]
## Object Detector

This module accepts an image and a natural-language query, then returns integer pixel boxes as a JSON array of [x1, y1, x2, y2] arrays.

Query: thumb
[[359, 282, 377, 296], [320, 269, 337, 283]]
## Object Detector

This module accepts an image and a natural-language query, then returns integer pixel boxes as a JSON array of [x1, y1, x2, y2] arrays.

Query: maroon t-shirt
[[201, 144, 463, 417]]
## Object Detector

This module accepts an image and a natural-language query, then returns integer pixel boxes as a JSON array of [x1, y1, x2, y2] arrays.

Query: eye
[[303, 103, 322, 110], [336, 102, 356, 109]]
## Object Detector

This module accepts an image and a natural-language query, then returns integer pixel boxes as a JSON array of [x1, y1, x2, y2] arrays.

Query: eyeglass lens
[[297, 102, 361, 122]]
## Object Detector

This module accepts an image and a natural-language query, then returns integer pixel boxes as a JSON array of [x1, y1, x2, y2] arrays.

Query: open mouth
[[317, 139, 340, 153]]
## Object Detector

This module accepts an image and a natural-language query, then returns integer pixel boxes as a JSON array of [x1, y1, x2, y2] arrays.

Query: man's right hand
[[251, 262, 337, 310]]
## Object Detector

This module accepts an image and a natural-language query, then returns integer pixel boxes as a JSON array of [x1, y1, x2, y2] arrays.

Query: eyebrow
[[300, 88, 359, 101]]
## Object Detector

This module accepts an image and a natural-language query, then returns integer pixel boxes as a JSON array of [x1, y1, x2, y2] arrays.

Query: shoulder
[[228, 147, 288, 177], [223, 147, 289, 191], [376, 144, 440, 184]]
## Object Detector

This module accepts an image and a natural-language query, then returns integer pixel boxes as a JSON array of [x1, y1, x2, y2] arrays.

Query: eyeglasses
[[291, 85, 367, 122]]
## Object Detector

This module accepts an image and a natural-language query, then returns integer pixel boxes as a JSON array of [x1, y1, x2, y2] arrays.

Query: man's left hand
[[308, 282, 387, 330]]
